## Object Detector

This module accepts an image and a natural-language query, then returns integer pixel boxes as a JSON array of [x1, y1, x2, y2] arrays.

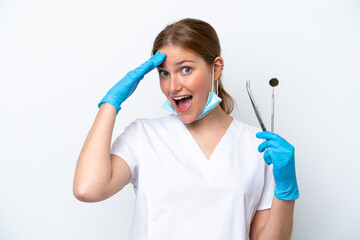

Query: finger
[[256, 131, 284, 142], [127, 61, 152, 81], [128, 53, 167, 81], [258, 140, 278, 153], [151, 52, 166, 68], [142, 52, 166, 75], [263, 149, 273, 165]]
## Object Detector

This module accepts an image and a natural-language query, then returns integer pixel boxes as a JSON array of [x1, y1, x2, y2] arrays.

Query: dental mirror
[[269, 78, 279, 132]]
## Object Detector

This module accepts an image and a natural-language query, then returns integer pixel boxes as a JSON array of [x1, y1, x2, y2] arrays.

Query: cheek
[[187, 74, 209, 92]]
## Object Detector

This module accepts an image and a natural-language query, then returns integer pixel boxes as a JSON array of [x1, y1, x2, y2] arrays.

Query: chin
[[177, 113, 197, 125]]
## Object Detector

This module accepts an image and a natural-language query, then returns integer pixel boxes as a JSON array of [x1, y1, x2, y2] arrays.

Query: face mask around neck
[[162, 65, 222, 120]]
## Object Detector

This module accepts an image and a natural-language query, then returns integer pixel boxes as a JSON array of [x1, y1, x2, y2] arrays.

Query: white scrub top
[[110, 114, 275, 240]]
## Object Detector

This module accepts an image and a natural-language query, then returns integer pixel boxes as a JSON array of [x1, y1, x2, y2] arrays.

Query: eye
[[182, 67, 191, 74], [159, 70, 169, 78]]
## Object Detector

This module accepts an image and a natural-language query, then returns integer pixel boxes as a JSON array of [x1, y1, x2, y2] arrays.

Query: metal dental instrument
[[246, 80, 267, 131], [269, 78, 279, 133]]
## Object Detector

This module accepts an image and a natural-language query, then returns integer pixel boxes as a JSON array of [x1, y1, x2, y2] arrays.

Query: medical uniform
[[110, 114, 275, 240]]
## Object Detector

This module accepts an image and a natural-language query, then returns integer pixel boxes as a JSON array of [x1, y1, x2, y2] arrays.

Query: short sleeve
[[257, 161, 275, 210], [110, 120, 140, 186]]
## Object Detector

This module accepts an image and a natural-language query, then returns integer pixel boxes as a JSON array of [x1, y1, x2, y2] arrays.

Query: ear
[[213, 56, 224, 81]]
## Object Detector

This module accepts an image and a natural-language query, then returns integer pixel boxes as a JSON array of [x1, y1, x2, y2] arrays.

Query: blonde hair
[[152, 18, 235, 114]]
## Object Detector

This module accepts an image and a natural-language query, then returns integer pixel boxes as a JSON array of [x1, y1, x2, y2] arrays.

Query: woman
[[73, 18, 299, 240]]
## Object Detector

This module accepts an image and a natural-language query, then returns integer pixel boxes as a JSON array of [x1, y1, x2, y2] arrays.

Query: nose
[[169, 74, 183, 93]]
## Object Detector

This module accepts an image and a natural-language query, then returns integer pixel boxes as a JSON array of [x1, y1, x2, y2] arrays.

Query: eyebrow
[[158, 60, 195, 69]]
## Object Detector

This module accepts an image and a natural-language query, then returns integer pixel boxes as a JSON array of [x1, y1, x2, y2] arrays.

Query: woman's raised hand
[[98, 52, 166, 114], [256, 131, 300, 201]]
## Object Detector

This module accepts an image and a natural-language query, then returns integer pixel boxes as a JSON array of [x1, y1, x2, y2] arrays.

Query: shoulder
[[231, 119, 263, 144], [130, 114, 178, 132], [231, 119, 266, 168], [232, 118, 262, 135], [116, 115, 177, 144]]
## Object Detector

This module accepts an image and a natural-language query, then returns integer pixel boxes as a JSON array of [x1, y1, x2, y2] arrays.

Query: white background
[[1, 0, 359, 239]]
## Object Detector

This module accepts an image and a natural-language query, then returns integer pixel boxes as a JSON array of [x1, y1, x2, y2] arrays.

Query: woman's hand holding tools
[[256, 131, 299, 201]]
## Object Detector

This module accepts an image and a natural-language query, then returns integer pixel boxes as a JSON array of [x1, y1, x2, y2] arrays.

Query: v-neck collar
[[173, 115, 238, 169]]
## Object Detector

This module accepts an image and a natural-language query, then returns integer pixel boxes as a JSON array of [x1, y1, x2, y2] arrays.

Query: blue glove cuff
[[274, 181, 300, 201], [98, 95, 123, 115]]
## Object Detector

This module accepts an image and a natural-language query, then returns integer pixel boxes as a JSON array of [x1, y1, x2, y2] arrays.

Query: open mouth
[[173, 95, 193, 112]]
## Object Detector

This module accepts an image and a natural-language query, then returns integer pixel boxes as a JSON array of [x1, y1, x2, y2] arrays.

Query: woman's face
[[157, 45, 213, 124]]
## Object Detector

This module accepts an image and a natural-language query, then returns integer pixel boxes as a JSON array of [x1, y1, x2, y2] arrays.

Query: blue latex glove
[[98, 52, 166, 114], [256, 131, 299, 201]]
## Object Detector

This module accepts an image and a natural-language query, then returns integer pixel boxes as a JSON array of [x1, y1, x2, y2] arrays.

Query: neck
[[185, 105, 233, 132]]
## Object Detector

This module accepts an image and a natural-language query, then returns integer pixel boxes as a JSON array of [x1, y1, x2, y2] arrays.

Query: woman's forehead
[[158, 45, 197, 58], [157, 45, 203, 68]]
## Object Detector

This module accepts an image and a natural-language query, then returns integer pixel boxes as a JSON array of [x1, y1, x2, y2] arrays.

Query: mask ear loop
[[212, 63, 223, 95], [217, 64, 224, 96], [216, 77, 218, 95], [211, 65, 215, 93]]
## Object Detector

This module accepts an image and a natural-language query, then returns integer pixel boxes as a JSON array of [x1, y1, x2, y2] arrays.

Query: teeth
[[173, 96, 190, 100]]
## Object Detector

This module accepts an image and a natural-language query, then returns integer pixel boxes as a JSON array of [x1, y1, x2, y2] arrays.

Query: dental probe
[[269, 78, 279, 133]]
